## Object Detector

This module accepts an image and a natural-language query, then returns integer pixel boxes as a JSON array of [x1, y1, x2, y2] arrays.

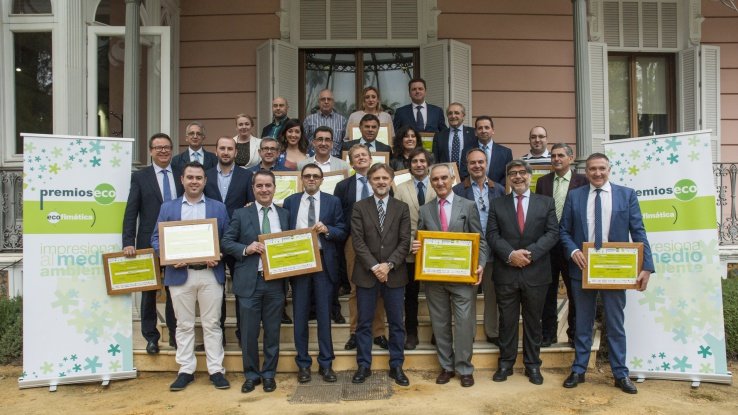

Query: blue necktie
[[359, 176, 369, 199], [417, 181, 425, 206], [594, 188, 603, 249], [416, 105, 425, 131], [161, 169, 172, 201]]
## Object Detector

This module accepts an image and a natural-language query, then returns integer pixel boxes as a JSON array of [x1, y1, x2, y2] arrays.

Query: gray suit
[[417, 194, 488, 375]]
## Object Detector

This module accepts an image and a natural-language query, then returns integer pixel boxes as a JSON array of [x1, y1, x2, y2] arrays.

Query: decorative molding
[[588, 0, 603, 42], [279, 0, 290, 40], [688, 0, 704, 47], [426, 0, 440, 42]]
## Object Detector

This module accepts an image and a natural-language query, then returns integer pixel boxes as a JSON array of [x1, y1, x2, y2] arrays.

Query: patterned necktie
[[415, 105, 425, 131], [161, 169, 172, 201], [516, 194, 525, 233], [594, 188, 603, 249], [261, 206, 271, 234], [366, 142, 374, 153], [451, 128, 461, 163], [439, 198, 448, 231], [554, 176, 567, 221], [307, 195, 316, 227], [193, 151, 201, 163], [359, 176, 369, 199], [377, 199, 385, 232], [417, 181, 425, 206]]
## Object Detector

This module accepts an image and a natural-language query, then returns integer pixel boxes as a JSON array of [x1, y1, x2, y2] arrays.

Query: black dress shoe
[[281, 311, 293, 324], [263, 377, 277, 392], [332, 312, 346, 324], [297, 367, 311, 383], [352, 366, 372, 384], [146, 340, 160, 355], [486, 336, 500, 347], [389, 367, 410, 386], [241, 378, 261, 393], [373, 335, 389, 349], [209, 372, 230, 389], [435, 369, 455, 384], [541, 336, 553, 347], [524, 367, 544, 385], [404, 333, 419, 350], [614, 376, 638, 394], [563, 372, 585, 388], [492, 367, 513, 382], [459, 374, 475, 387], [344, 334, 357, 350], [169, 372, 194, 391], [319, 366, 337, 382]]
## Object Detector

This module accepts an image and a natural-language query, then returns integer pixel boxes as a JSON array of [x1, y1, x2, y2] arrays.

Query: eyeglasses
[[151, 145, 172, 152], [260, 147, 279, 153], [313, 137, 332, 143], [302, 174, 322, 180], [508, 170, 529, 177], [187, 131, 204, 137], [530, 134, 546, 139]]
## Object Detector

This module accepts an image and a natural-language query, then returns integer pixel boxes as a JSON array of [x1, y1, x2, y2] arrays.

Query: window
[[608, 53, 675, 140], [11, 0, 51, 14], [13, 31, 53, 153]]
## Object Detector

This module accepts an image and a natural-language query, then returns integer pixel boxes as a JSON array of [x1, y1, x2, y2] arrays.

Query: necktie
[[594, 188, 603, 249], [359, 176, 369, 199], [193, 151, 201, 162], [554, 176, 567, 222], [366, 142, 374, 153], [417, 181, 425, 206], [161, 169, 172, 201], [416, 105, 425, 131], [451, 128, 461, 163], [377, 199, 385, 232], [482, 144, 490, 174], [307, 195, 316, 227], [516, 194, 525, 234], [261, 206, 271, 234], [439, 198, 448, 232]]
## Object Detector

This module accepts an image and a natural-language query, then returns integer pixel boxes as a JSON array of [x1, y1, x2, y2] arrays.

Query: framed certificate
[[414, 230, 480, 284], [259, 228, 323, 280], [392, 169, 412, 190], [419, 132, 434, 152], [273, 171, 301, 206], [529, 166, 553, 193], [157, 218, 221, 265], [582, 242, 643, 289], [102, 248, 162, 295], [319, 170, 348, 195]]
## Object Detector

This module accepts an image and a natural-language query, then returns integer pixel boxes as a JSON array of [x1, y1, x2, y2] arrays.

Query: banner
[[605, 131, 731, 384], [20, 134, 137, 389]]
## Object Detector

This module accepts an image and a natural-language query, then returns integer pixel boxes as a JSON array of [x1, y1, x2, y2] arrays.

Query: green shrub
[[723, 276, 738, 359], [0, 296, 22, 364]]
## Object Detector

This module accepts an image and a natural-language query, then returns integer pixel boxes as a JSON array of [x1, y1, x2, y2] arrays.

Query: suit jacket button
[[381, 245, 384, 249]]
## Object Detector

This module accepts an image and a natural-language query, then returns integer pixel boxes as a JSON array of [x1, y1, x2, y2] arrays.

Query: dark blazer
[[559, 183, 655, 281], [171, 148, 217, 171], [392, 103, 447, 133], [122, 165, 184, 249], [341, 138, 392, 154], [241, 163, 289, 203], [487, 192, 559, 286], [283, 191, 348, 283], [150, 196, 229, 286], [334, 174, 361, 234], [460, 141, 513, 184], [535, 171, 588, 198], [221, 203, 290, 298], [350, 196, 411, 288], [432, 126, 476, 168], [204, 165, 251, 217]]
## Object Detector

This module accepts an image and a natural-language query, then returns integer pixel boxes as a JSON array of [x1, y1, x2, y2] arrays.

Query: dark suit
[[393, 103, 446, 133], [171, 148, 217, 172], [221, 203, 290, 381], [261, 116, 289, 139], [487, 192, 559, 370], [351, 196, 411, 369], [460, 141, 513, 183], [535, 171, 588, 342], [559, 183, 655, 379], [341, 138, 392, 154], [432, 126, 476, 171], [122, 164, 183, 345], [283, 192, 347, 369]]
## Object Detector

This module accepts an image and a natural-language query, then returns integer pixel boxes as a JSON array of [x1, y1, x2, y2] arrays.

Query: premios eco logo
[[635, 178, 698, 202], [40, 183, 117, 224]]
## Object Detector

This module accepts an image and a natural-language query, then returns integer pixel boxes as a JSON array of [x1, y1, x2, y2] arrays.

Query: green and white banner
[[605, 131, 731, 384], [20, 134, 137, 389]]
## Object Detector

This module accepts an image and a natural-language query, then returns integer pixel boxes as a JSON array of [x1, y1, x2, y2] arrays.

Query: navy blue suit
[[392, 103, 446, 133], [171, 148, 217, 172], [283, 192, 347, 369], [460, 141, 513, 184], [221, 203, 290, 380], [559, 183, 655, 379], [432, 126, 476, 171]]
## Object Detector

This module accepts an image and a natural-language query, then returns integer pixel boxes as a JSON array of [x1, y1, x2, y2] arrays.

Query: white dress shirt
[[256, 201, 282, 271], [153, 163, 177, 201], [586, 182, 612, 244]]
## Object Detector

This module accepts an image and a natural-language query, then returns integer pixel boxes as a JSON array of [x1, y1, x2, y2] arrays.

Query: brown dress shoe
[[459, 374, 475, 387], [435, 369, 455, 384]]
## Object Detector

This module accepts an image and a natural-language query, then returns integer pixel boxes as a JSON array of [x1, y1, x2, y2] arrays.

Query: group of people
[[121, 77, 654, 396]]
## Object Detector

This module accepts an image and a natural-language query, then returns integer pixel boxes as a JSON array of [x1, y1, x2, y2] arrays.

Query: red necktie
[[516, 194, 525, 233]]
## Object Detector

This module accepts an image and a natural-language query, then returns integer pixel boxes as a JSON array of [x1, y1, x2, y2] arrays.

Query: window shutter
[[601, 0, 680, 50], [589, 42, 609, 153], [677, 47, 698, 132], [449, 40, 472, 126], [420, 39, 472, 125], [256, 40, 298, 130]]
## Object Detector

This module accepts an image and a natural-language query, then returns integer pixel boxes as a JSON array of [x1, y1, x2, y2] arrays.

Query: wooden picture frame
[[102, 248, 162, 295], [157, 218, 221, 266], [415, 230, 480, 284], [273, 171, 301, 206], [318, 170, 348, 195], [259, 228, 323, 280]]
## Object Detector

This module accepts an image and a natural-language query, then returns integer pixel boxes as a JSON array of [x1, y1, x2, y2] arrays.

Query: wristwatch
[[387, 262, 394, 270]]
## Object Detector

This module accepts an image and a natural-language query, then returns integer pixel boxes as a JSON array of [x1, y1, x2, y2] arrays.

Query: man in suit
[[452, 148, 505, 346], [297, 126, 350, 173], [204, 136, 253, 346], [122, 133, 183, 354], [221, 170, 290, 394], [351, 163, 411, 386], [283, 164, 347, 384], [559, 153, 654, 394], [171, 121, 217, 171], [261, 97, 290, 139], [460, 116, 513, 184], [432, 103, 476, 172], [303, 89, 348, 156], [487, 159, 559, 385], [151, 161, 230, 391], [334, 144, 388, 350], [342, 113, 392, 154], [242, 138, 288, 204], [393, 148, 436, 350], [535, 143, 588, 347], [521, 126, 551, 165], [413, 163, 487, 388], [392, 78, 447, 133]]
